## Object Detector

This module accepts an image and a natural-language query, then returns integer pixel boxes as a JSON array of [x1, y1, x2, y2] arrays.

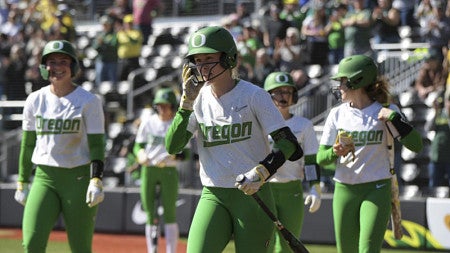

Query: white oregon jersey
[[135, 113, 175, 166], [320, 102, 400, 184], [269, 115, 319, 183], [22, 86, 105, 168], [187, 80, 286, 187]]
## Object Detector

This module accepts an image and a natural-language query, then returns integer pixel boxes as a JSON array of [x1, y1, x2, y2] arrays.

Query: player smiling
[[14, 40, 105, 253]]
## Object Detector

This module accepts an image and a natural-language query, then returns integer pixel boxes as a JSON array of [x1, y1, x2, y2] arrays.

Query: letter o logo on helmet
[[190, 34, 207, 48], [275, 73, 290, 84], [264, 71, 298, 103], [186, 26, 238, 69], [51, 41, 64, 50], [39, 40, 79, 80]]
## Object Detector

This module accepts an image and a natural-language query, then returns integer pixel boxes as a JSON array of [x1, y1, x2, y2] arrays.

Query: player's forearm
[[316, 145, 338, 168], [87, 134, 105, 161], [133, 142, 146, 156], [18, 131, 36, 182], [398, 129, 423, 153], [165, 109, 193, 154], [270, 127, 303, 161]]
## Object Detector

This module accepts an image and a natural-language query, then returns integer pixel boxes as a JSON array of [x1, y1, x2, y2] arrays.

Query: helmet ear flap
[[39, 64, 49, 80], [219, 53, 230, 69], [219, 53, 237, 69]]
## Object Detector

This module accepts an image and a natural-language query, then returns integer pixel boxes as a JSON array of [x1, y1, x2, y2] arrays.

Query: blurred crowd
[[0, 0, 450, 100], [0, 0, 449, 192], [1, 0, 449, 103]]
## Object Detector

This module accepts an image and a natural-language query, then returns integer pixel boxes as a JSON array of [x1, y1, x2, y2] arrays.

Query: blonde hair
[[365, 76, 392, 104]]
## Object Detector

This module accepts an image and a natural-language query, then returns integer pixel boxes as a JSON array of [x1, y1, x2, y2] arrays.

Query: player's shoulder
[[25, 85, 50, 102], [74, 86, 103, 103], [288, 115, 314, 130], [291, 115, 313, 125], [236, 79, 268, 98]]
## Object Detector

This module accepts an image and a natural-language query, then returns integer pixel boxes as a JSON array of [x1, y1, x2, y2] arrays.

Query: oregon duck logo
[[50, 41, 64, 50], [190, 34, 206, 48]]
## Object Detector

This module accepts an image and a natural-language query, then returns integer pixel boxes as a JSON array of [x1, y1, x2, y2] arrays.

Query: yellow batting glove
[[235, 165, 270, 195]]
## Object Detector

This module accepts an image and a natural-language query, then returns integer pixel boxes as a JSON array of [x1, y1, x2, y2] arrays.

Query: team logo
[[190, 34, 206, 48], [51, 41, 64, 50], [275, 73, 290, 84]]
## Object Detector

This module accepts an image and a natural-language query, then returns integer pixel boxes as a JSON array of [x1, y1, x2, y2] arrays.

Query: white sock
[[164, 223, 179, 253], [145, 224, 158, 253]]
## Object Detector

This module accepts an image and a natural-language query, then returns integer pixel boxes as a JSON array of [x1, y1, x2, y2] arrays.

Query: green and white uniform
[[166, 80, 287, 253], [19, 85, 105, 253], [268, 115, 319, 253], [134, 112, 179, 252], [319, 102, 401, 253]]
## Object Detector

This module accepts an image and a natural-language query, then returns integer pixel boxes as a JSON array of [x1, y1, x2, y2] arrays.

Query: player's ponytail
[[365, 76, 391, 104]]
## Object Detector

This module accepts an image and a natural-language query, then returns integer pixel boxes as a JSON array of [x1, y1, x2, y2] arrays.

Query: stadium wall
[[1, 184, 449, 251]]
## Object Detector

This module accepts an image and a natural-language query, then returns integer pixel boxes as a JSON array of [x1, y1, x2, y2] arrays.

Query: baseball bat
[[236, 175, 309, 253], [390, 175, 403, 239], [385, 120, 403, 240], [252, 194, 309, 253]]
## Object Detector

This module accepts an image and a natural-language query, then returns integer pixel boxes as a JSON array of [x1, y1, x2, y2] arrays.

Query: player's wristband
[[90, 160, 104, 179], [388, 112, 413, 138], [260, 150, 286, 177]]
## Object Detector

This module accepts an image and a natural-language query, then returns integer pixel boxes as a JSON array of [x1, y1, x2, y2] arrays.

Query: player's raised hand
[[86, 178, 104, 207], [304, 183, 321, 213], [14, 182, 29, 206], [235, 164, 270, 195], [180, 63, 204, 110]]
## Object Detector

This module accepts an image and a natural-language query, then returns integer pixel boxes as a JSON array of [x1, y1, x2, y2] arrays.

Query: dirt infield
[[0, 228, 187, 253]]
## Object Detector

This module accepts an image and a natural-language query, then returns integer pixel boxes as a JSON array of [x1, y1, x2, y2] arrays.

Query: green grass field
[[0, 236, 440, 253]]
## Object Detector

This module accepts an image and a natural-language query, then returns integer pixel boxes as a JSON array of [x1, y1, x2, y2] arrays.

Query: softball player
[[316, 55, 423, 253], [264, 72, 322, 253], [133, 87, 181, 253], [164, 26, 303, 253], [14, 40, 105, 253]]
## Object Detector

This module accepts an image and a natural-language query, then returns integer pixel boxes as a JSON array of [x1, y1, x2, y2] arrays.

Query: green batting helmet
[[153, 88, 177, 106], [330, 54, 378, 90], [264, 72, 298, 103], [40, 40, 79, 80], [186, 26, 238, 69]]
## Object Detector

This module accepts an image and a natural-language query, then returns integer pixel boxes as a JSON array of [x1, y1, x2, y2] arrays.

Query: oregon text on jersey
[[347, 129, 383, 146], [199, 122, 252, 147], [35, 115, 81, 134]]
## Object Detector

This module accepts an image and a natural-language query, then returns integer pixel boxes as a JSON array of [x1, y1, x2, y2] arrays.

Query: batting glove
[[180, 63, 204, 110], [235, 164, 270, 195], [14, 182, 29, 206], [86, 178, 104, 208], [304, 183, 321, 213], [136, 149, 148, 165]]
